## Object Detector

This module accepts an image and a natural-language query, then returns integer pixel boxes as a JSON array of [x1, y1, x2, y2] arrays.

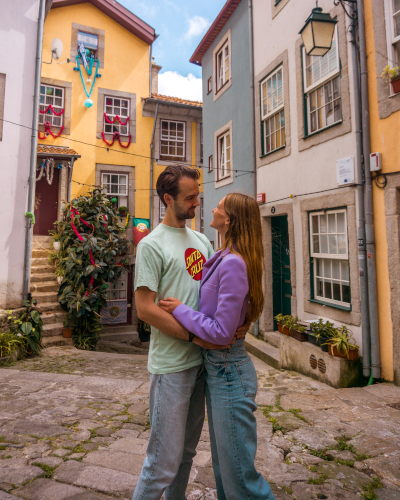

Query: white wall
[[0, 1, 40, 308]]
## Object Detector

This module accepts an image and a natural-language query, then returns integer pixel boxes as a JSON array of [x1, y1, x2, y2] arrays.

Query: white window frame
[[213, 29, 232, 101], [208, 155, 213, 173], [217, 131, 231, 180], [310, 209, 350, 307], [216, 40, 230, 91], [384, 0, 400, 70], [261, 66, 284, 121], [261, 66, 285, 154], [104, 96, 130, 137], [160, 119, 186, 160], [77, 30, 99, 60], [207, 77, 212, 95], [101, 173, 128, 208], [159, 198, 166, 222], [39, 84, 64, 128]]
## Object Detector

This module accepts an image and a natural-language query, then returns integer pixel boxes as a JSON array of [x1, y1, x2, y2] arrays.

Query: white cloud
[[184, 16, 210, 41], [158, 71, 203, 102]]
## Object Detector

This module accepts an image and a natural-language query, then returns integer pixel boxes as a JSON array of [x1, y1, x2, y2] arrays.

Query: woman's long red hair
[[223, 193, 264, 322]]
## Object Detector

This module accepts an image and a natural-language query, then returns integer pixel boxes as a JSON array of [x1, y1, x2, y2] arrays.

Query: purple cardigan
[[172, 248, 249, 344]]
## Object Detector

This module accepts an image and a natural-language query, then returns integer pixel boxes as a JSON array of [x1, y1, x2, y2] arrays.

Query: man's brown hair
[[156, 165, 200, 208]]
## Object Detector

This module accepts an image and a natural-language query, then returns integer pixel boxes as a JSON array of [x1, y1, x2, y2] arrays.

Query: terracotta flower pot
[[328, 344, 359, 360], [282, 325, 290, 336], [277, 323, 283, 333], [391, 78, 400, 94], [118, 211, 127, 216], [63, 327, 73, 338]]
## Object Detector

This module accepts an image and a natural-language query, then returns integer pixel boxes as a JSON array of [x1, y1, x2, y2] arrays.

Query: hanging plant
[[56, 189, 130, 350]]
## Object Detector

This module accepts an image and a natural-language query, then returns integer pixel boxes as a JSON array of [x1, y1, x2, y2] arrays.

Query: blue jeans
[[132, 364, 205, 500], [204, 340, 275, 500]]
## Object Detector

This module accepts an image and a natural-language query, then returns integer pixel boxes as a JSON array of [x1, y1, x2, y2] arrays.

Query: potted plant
[[309, 319, 336, 351], [274, 314, 285, 334], [118, 206, 128, 216], [290, 322, 308, 342], [381, 64, 400, 94], [49, 229, 61, 251], [327, 326, 359, 360], [55, 267, 64, 285], [63, 315, 75, 338]]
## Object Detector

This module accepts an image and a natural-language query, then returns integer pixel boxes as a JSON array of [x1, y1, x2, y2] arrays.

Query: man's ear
[[164, 193, 173, 208]]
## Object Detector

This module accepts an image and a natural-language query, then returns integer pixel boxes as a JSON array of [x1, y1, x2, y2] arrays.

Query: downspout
[[149, 44, 153, 98], [350, 4, 371, 378], [357, 0, 381, 379], [67, 157, 75, 201], [150, 102, 159, 232], [248, 0, 259, 338], [23, 0, 45, 300]]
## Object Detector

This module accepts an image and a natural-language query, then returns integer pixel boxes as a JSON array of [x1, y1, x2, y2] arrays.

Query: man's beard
[[174, 200, 196, 220]]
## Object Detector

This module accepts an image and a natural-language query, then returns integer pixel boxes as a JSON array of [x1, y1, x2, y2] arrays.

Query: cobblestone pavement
[[1, 347, 400, 499]]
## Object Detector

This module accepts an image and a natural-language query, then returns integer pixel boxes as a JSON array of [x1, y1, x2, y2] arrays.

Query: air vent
[[318, 359, 327, 374], [310, 354, 317, 370]]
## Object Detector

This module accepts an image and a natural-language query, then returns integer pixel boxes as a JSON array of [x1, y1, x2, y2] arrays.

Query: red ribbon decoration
[[39, 104, 64, 116], [38, 121, 64, 139], [70, 209, 95, 293], [104, 112, 129, 126], [101, 131, 131, 148]]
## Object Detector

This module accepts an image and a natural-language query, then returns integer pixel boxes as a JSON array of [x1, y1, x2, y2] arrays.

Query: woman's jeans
[[204, 340, 275, 500]]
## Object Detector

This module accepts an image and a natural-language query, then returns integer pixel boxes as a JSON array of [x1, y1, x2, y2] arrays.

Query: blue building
[[190, 0, 255, 248]]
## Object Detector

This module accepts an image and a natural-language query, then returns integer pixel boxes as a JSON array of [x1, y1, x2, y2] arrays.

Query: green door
[[272, 216, 292, 330]]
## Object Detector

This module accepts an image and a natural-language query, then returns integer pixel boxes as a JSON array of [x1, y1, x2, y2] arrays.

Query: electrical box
[[257, 193, 265, 204], [370, 152, 382, 172]]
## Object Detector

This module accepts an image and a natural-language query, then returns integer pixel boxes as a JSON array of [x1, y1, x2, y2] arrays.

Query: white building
[[0, 1, 51, 308]]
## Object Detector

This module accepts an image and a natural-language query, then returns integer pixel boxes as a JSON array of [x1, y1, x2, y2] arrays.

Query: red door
[[34, 166, 60, 236]]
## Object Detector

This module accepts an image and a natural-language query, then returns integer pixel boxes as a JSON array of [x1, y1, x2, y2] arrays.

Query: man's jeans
[[132, 364, 205, 500], [204, 340, 275, 500]]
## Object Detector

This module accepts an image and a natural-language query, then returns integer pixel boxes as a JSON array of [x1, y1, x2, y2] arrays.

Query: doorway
[[34, 167, 60, 236], [272, 215, 292, 330]]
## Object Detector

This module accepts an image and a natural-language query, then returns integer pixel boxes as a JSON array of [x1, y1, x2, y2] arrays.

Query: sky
[[120, 0, 227, 102]]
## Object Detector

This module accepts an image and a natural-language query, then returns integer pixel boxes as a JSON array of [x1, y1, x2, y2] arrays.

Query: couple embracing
[[132, 165, 275, 500]]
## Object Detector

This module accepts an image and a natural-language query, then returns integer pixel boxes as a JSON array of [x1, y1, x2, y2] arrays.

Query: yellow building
[[364, 0, 400, 383]]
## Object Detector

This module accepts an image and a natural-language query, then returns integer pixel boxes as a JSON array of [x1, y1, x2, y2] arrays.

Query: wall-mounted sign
[[257, 193, 266, 204], [337, 156, 355, 186]]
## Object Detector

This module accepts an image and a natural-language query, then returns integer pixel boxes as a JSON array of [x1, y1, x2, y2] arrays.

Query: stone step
[[31, 273, 56, 283], [30, 281, 59, 294], [31, 265, 55, 275], [33, 291, 59, 304], [42, 323, 63, 337], [42, 336, 74, 348], [31, 257, 49, 266], [37, 302, 63, 313], [263, 331, 281, 349], [32, 249, 49, 258], [103, 325, 136, 334], [41, 312, 66, 325], [244, 334, 281, 370]]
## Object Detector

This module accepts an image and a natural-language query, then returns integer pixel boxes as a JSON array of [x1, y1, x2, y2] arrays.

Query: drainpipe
[[149, 44, 153, 98], [23, 0, 45, 300], [248, 0, 259, 338], [357, 0, 381, 379], [67, 157, 75, 201], [150, 102, 159, 232], [350, 4, 370, 378]]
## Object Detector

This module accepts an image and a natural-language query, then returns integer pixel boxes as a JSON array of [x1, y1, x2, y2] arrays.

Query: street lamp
[[299, 2, 338, 57]]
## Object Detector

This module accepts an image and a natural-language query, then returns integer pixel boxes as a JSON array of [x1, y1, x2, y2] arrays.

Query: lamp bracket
[[333, 0, 357, 21]]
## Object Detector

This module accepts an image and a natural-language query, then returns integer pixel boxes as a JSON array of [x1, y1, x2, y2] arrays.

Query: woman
[[159, 193, 275, 500]]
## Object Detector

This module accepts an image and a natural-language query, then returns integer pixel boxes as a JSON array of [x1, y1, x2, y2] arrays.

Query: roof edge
[[143, 97, 202, 110]]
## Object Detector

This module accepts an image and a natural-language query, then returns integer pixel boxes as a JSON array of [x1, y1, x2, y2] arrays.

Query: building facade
[[364, 0, 400, 383], [0, 0, 52, 309], [190, 0, 255, 248], [253, 0, 366, 355]]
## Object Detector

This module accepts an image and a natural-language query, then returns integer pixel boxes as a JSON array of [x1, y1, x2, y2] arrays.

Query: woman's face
[[210, 197, 230, 233]]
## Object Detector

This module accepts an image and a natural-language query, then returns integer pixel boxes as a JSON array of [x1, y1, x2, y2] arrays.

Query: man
[[132, 166, 246, 500]]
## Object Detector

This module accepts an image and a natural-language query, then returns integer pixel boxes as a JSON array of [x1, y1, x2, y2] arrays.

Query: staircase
[[31, 236, 72, 347], [244, 330, 281, 369]]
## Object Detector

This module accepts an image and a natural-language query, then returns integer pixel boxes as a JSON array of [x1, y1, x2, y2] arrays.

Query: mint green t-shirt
[[134, 223, 215, 374]]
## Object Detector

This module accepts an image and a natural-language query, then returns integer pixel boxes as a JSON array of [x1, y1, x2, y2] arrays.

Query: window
[[303, 28, 342, 135], [384, 0, 400, 68], [200, 198, 204, 233], [261, 66, 285, 154], [217, 131, 231, 180], [77, 31, 98, 59], [104, 96, 130, 136], [310, 209, 350, 307], [39, 85, 64, 128], [216, 40, 230, 91], [208, 155, 213, 173], [207, 77, 212, 94], [101, 173, 128, 208], [160, 120, 185, 161], [159, 198, 166, 222]]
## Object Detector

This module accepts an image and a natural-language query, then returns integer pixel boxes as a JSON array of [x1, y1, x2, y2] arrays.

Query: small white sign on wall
[[337, 156, 355, 186]]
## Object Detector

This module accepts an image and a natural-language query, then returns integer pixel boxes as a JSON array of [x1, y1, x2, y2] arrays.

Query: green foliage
[[274, 314, 306, 334], [118, 206, 128, 212], [55, 189, 130, 351], [361, 477, 383, 500], [381, 64, 400, 83], [307, 473, 328, 485], [309, 319, 337, 339], [0, 331, 25, 360], [35, 462, 58, 478], [25, 212, 35, 225], [63, 313, 75, 329], [326, 325, 359, 358]]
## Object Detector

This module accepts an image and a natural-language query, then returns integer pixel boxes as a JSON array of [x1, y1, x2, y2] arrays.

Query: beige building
[[253, 0, 366, 360]]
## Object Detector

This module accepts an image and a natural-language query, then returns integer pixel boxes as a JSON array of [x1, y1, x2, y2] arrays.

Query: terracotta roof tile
[[37, 144, 79, 156], [151, 93, 202, 108]]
